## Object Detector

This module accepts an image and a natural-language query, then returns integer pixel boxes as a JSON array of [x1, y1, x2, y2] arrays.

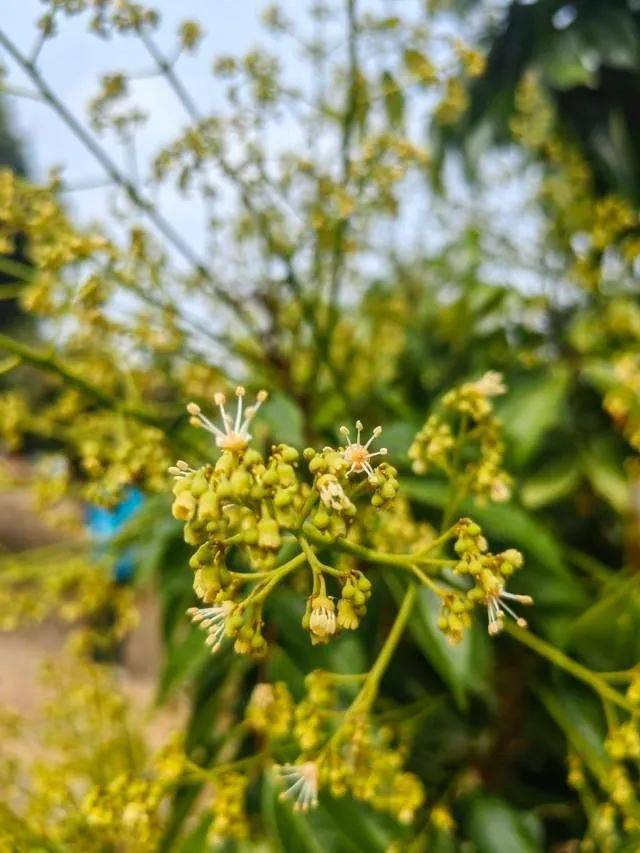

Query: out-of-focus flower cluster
[[409, 371, 512, 503], [0, 657, 186, 852], [0, 543, 136, 653], [567, 676, 640, 849]]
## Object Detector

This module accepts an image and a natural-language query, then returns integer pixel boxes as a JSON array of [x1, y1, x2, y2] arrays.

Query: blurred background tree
[[0, 96, 31, 336], [447, 0, 640, 200]]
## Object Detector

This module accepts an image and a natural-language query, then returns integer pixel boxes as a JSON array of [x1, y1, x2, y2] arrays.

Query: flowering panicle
[[448, 519, 533, 640], [409, 372, 511, 504]]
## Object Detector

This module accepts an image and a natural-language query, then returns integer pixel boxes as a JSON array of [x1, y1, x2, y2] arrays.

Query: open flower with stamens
[[187, 600, 234, 652], [168, 459, 196, 479], [276, 762, 319, 812], [187, 386, 268, 452], [486, 588, 534, 636], [340, 420, 388, 479]]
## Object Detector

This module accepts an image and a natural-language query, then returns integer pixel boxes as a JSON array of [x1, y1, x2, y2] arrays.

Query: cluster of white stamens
[[187, 386, 268, 452], [168, 459, 197, 479], [340, 420, 387, 479], [487, 589, 534, 636], [186, 602, 233, 653], [277, 762, 319, 812]]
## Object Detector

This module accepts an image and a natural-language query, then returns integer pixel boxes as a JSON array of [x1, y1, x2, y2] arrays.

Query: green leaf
[[156, 628, 211, 703], [579, 437, 629, 514], [318, 798, 397, 852], [537, 682, 609, 780], [403, 49, 437, 84], [569, 573, 640, 671], [520, 456, 581, 509], [258, 393, 305, 447], [575, 6, 640, 71], [464, 794, 543, 853], [386, 574, 491, 708], [381, 71, 404, 127], [498, 369, 570, 465], [540, 31, 595, 89]]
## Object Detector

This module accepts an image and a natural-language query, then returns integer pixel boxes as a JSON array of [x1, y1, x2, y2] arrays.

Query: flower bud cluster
[[81, 774, 163, 849], [293, 671, 336, 751], [171, 441, 305, 571], [437, 518, 530, 643], [322, 717, 425, 824], [208, 771, 249, 844], [337, 571, 372, 631], [605, 722, 640, 761], [364, 496, 436, 556], [409, 371, 511, 504], [245, 682, 294, 739]]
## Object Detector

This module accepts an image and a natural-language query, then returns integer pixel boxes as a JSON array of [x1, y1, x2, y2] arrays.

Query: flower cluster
[[409, 371, 511, 503], [208, 772, 250, 844], [245, 682, 294, 739], [437, 518, 530, 644], [172, 398, 400, 655], [568, 706, 640, 846]]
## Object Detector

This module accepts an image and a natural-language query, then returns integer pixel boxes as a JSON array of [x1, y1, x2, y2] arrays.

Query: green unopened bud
[[172, 491, 196, 521], [257, 516, 281, 550]]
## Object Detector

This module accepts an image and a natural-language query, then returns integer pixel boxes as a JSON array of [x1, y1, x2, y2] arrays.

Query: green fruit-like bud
[[262, 468, 279, 486], [190, 471, 208, 497], [352, 589, 365, 607], [312, 509, 330, 529], [257, 517, 281, 550], [274, 489, 292, 508], [357, 575, 371, 592], [244, 449, 263, 467], [381, 481, 396, 499], [215, 452, 235, 477], [172, 478, 192, 495], [277, 463, 296, 487], [230, 468, 251, 495], [172, 491, 196, 521], [280, 445, 299, 463], [502, 548, 523, 568], [197, 491, 219, 521], [341, 582, 355, 599], [243, 528, 258, 545], [309, 455, 325, 474]]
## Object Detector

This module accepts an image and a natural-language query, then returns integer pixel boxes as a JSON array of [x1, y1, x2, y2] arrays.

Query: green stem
[[505, 623, 633, 713], [239, 552, 306, 608], [352, 582, 417, 713]]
